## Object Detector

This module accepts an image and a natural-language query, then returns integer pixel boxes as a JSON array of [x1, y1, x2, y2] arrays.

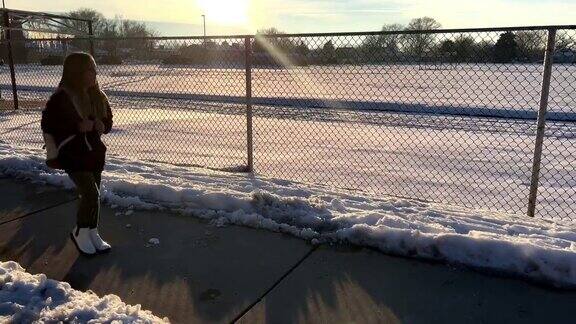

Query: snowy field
[[1, 103, 575, 219], [3, 63, 576, 117], [0, 261, 167, 323], [0, 63, 574, 219], [1, 142, 576, 289]]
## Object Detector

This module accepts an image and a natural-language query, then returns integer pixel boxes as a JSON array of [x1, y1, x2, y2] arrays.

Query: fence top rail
[[4, 24, 576, 42]]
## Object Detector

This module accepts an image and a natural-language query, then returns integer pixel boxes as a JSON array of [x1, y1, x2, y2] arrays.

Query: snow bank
[[1, 142, 576, 288], [0, 261, 168, 323]]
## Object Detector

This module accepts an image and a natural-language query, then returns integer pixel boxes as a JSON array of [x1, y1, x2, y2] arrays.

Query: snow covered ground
[[3, 63, 575, 113], [1, 142, 576, 288], [0, 261, 168, 323], [0, 63, 574, 216], [1, 103, 574, 219], [0, 63, 574, 219]]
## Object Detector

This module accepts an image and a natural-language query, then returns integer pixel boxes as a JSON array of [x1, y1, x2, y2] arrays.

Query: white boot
[[71, 227, 96, 255], [89, 228, 111, 252]]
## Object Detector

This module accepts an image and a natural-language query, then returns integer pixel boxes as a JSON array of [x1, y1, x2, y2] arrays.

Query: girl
[[41, 52, 113, 256]]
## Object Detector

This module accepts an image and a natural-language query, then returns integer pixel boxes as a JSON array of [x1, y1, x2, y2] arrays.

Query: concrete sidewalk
[[0, 177, 575, 324], [0, 176, 75, 223]]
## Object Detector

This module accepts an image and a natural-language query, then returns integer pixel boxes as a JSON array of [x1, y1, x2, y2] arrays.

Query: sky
[[6, 0, 576, 36]]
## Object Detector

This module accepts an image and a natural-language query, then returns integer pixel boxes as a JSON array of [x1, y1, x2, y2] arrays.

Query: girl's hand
[[78, 120, 95, 132], [94, 119, 105, 135]]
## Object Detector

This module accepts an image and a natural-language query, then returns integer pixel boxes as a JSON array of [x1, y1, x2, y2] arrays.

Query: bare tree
[[556, 32, 575, 50], [62, 9, 106, 36], [403, 17, 442, 59], [361, 24, 404, 63], [254, 28, 298, 53], [516, 31, 546, 62], [63, 10, 157, 59]]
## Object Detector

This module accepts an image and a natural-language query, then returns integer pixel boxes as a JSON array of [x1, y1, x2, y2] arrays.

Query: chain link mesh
[[539, 28, 576, 219], [252, 30, 551, 216], [0, 37, 249, 170], [0, 27, 574, 219]]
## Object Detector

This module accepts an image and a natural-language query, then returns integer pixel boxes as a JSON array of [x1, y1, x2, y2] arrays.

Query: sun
[[197, 0, 251, 26]]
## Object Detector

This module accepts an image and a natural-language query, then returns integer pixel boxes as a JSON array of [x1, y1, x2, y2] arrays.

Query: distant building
[[28, 40, 81, 55], [553, 48, 576, 64]]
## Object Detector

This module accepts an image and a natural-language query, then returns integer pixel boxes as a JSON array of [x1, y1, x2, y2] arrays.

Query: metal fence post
[[3, 10, 17, 110], [245, 36, 254, 172], [88, 20, 95, 57], [527, 28, 556, 217]]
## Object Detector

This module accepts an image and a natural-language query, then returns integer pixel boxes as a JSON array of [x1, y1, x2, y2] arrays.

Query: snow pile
[[1, 142, 576, 288], [0, 261, 168, 323], [148, 238, 160, 245]]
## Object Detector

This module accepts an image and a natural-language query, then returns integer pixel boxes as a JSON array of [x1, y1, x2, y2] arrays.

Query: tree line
[[251, 18, 575, 65], [3, 10, 574, 66], [0, 8, 157, 63]]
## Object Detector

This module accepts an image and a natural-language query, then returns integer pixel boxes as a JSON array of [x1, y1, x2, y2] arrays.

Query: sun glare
[[197, 0, 250, 26]]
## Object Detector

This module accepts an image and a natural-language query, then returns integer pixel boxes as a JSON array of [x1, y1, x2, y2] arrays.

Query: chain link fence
[[0, 26, 574, 219], [0, 36, 250, 170], [538, 28, 576, 218]]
